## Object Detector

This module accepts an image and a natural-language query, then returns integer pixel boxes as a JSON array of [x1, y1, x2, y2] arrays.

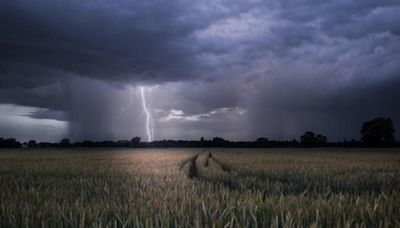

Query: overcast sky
[[1, 0, 399, 142]]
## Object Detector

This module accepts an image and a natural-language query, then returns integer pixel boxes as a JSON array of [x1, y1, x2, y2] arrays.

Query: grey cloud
[[24, 109, 67, 122], [0, 81, 68, 111]]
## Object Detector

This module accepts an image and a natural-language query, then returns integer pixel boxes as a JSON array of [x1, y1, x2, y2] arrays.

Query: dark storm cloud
[[0, 0, 251, 85], [0, 81, 68, 111], [1, 0, 194, 83], [0, 0, 400, 141], [1, 0, 399, 85]]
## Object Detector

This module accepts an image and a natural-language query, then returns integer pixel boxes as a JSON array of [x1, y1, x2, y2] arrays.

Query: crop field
[[0, 148, 399, 227]]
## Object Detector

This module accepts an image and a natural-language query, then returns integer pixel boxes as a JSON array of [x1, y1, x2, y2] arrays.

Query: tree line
[[0, 117, 397, 149]]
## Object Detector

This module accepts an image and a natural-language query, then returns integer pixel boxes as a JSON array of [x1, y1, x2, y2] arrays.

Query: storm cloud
[[0, 0, 399, 142]]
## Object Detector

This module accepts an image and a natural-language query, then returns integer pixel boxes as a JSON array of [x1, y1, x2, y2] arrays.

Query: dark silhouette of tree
[[212, 137, 225, 142], [301, 131, 316, 147], [255, 137, 269, 147], [28, 140, 37, 148], [82, 140, 95, 147], [315, 134, 327, 145], [361, 117, 396, 146], [256, 137, 269, 143], [301, 131, 327, 147], [131, 137, 141, 147], [212, 137, 228, 147], [0, 138, 21, 148], [59, 138, 71, 147], [200, 137, 205, 147]]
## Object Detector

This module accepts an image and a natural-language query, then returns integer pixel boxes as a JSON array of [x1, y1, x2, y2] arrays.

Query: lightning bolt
[[140, 86, 153, 142]]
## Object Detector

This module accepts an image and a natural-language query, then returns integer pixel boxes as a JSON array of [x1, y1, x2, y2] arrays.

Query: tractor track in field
[[179, 150, 234, 180], [209, 153, 232, 173], [178, 150, 205, 178], [178, 151, 271, 193]]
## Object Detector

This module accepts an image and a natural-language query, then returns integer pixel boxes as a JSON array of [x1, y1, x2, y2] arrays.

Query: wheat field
[[0, 148, 399, 227]]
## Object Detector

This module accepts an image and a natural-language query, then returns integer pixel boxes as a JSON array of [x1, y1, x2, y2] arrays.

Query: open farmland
[[0, 148, 399, 227]]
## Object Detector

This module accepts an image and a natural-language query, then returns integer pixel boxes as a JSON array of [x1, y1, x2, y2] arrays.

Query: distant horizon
[[0, 134, 392, 144], [1, 115, 397, 144], [1, 133, 398, 146]]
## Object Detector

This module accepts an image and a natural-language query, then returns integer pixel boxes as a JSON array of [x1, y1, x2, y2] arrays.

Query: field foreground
[[0, 148, 399, 227]]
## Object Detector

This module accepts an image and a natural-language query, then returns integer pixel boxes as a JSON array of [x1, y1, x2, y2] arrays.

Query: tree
[[256, 137, 269, 147], [256, 137, 269, 143], [59, 138, 71, 147], [28, 140, 37, 148], [212, 137, 227, 147], [315, 134, 327, 145], [361, 117, 395, 146], [131, 137, 141, 147], [301, 131, 316, 147], [301, 131, 327, 147], [212, 137, 226, 143], [0, 138, 21, 148]]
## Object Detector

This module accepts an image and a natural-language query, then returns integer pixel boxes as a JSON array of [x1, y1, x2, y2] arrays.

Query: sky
[[0, 0, 399, 142]]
